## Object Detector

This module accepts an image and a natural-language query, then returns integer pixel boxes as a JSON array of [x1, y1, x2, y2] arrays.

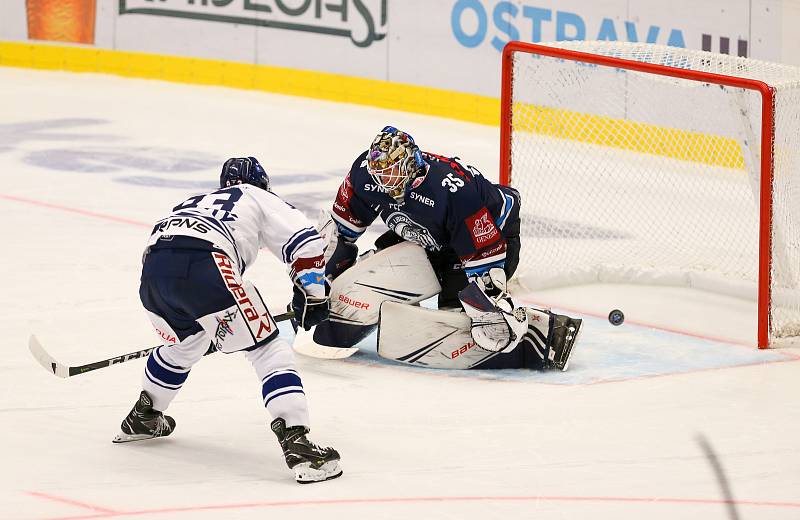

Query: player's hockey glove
[[292, 282, 330, 331]]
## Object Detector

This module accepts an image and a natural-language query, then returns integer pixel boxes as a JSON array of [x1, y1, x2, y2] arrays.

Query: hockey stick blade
[[29, 310, 295, 378], [29, 335, 69, 378], [29, 334, 160, 378]]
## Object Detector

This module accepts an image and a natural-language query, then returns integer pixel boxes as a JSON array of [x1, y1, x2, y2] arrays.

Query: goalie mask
[[367, 126, 427, 202], [219, 156, 270, 191]]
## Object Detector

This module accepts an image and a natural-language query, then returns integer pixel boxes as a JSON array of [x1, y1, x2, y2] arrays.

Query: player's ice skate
[[271, 418, 342, 483], [112, 391, 175, 443]]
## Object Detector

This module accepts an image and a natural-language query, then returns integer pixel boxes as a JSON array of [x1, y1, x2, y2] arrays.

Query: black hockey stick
[[29, 310, 295, 379]]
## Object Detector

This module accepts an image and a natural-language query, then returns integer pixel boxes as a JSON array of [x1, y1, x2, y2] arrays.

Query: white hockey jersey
[[146, 184, 325, 295]]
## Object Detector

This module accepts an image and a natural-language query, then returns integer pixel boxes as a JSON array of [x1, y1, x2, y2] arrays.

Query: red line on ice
[[25, 490, 119, 514], [0, 193, 150, 228], [24, 493, 800, 519]]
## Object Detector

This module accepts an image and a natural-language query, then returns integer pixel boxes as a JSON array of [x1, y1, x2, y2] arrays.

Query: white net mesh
[[506, 41, 800, 346]]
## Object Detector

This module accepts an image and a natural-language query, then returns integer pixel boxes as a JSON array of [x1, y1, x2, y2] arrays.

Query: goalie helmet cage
[[499, 40, 800, 349]]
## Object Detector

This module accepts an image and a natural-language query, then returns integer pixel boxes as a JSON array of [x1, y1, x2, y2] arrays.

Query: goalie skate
[[271, 418, 342, 483], [545, 314, 582, 371], [520, 310, 582, 371], [112, 391, 175, 443]]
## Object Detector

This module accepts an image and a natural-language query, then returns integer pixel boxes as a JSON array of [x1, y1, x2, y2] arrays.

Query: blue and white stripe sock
[[246, 337, 310, 427], [141, 346, 192, 411]]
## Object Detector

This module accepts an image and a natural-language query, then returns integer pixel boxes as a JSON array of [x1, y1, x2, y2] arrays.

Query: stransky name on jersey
[[466, 207, 500, 249], [213, 252, 274, 341]]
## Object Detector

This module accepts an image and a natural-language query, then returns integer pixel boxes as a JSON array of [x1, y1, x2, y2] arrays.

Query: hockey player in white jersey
[[113, 157, 341, 484]]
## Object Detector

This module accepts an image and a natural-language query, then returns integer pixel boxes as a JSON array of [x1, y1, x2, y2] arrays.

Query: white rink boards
[[1, 68, 799, 519]]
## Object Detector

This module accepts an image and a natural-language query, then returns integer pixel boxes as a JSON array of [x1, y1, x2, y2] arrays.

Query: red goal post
[[499, 40, 800, 349]]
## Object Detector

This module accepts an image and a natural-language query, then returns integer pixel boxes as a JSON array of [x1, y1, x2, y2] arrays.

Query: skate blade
[[112, 431, 168, 444], [560, 322, 583, 372], [294, 460, 342, 484]]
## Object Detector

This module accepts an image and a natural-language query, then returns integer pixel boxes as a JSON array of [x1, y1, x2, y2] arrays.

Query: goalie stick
[[292, 326, 360, 359], [29, 310, 295, 379]]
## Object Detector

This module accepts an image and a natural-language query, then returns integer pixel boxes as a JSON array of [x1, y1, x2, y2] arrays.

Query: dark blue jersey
[[331, 151, 519, 277]]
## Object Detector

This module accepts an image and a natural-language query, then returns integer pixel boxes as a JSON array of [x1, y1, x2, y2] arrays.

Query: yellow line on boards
[[0, 41, 744, 169], [0, 41, 500, 126], [512, 104, 745, 170]]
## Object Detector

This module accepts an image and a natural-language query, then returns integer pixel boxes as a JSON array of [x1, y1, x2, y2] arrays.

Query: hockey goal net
[[500, 40, 800, 348]]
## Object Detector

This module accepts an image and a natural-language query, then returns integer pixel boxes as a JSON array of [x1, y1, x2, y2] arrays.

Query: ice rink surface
[[1, 67, 799, 519]]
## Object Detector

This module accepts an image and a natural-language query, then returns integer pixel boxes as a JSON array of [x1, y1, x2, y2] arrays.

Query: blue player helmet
[[219, 157, 270, 191], [367, 126, 427, 201]]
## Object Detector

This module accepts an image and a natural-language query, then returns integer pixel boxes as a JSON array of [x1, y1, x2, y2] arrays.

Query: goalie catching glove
[[458, 268, 528, 353]]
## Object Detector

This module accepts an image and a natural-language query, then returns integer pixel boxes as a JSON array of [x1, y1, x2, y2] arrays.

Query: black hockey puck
[[608, 309, 625, 326]]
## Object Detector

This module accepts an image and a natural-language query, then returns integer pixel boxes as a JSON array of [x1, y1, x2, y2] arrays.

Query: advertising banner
[[113, 0, 389, 76], [0, 1, 794, 103], [422, 0, 782, 95]]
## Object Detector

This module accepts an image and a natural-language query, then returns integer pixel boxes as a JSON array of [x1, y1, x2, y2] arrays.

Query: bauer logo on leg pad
[[328, 242, 441, 326]]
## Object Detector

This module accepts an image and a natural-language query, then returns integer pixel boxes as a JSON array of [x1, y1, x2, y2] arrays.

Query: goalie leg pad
[[326, 241, 442, 327], [294, 242, 442, 354], [377, 302, 500, 369], [377, 302, 539, 369]]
